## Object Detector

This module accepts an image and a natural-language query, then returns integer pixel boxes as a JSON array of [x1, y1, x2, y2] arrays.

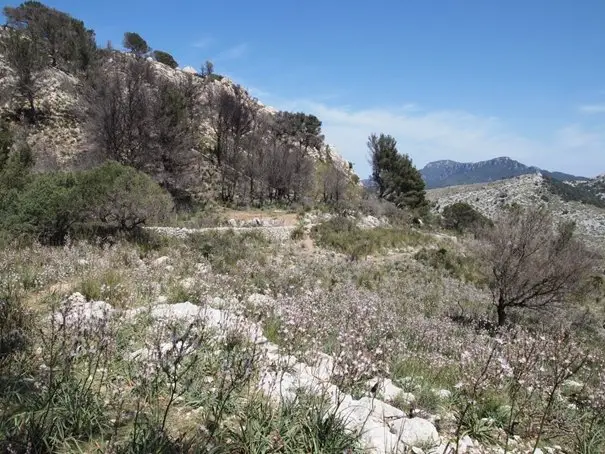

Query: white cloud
[[192, 38, 213, 49], [578, 104, 605, 114], [216, 43, 248, 60], [263, 96, 605, 178], [556, 124, 605, 149]]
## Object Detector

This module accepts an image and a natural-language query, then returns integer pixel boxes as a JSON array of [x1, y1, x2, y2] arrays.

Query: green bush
[[188, 230, 269, 273], [414, 247, 485, 285], [2, 171, 82, 245], [0, 294, 32, 384], [441, 202, 492, 233], [78, 161, 173, 232], [0, 133, 34, 201], [0, 162, 173, 245], [311, 217, 429, 260], [153, 50, 178, 69]]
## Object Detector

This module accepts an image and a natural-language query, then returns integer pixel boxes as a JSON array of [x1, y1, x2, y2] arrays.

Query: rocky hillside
[[427, 173, 605, 250], [420, 157, 586, 189], [575, 173, 605, 200], [0, 31, 356, 205]]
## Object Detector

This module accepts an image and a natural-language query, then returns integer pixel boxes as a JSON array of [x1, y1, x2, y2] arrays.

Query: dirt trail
[[221, 209, 300, 226]]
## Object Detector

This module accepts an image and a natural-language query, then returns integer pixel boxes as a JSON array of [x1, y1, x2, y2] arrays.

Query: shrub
[[290, 224, 305, 240], [153, 50, 178, 69], [1, 171, 82, 245], [78, 161, 173, 232], [188, 230, 269, 273], [414, 247, 485, 285], [311, 217, 429, 260], [123, 32, 150, 57], [0, 137, 34, 200], [0, 293, 32, 387], [0, 162, 173, 244], [441, 202, 492, 233]]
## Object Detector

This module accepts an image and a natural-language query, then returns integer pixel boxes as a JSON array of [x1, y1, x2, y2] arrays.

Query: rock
[[165, 265, 174, 272], [428, 444, 454, 454], [227, 218, 237, 227], [195, 262, 211, 274], [357, 417, 403, 454], [411, 447, 425, 454], [562, 379, 583, 395], [180, 277, 196, 290], [358, 215, 383, 229], [534, 449, 544, 454], [152, 256, 169, 266], [53, 293, 114, 326], [247, 293, 275, 308], [389, 417, 439, 448], [434, 389, 452, 399], [181, 66, 197, 74], [371, 378, 416, 403], [308, 352, 340, 381], [457, 435, 474, 453]]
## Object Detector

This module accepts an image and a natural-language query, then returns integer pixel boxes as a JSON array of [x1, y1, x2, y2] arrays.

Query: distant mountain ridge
[[420, 157, 587, 189]]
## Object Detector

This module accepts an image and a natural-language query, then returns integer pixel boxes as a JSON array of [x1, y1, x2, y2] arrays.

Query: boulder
[[389, 417, 440, 448], [53, 293, 114, 327], [562, 379, 584, 396], [152, 256, 170, 267], [180, 277, 196, 290], [457, 435, 474, 453]]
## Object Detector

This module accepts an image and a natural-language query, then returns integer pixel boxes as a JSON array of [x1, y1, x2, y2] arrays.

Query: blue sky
[[3, 0, 605, 177]]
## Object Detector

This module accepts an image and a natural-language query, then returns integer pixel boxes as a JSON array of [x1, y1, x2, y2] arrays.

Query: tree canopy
[[481, 206, 595, 326], [123, 32, 150, 57], [153, 50, 178, 69], [368, 133, 426, 210], [3, 1, 96, 72]]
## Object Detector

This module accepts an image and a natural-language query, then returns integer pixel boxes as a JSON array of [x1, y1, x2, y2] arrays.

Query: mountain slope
[[576, 174, 605, 201], [420, 157, 587, 189], [427, 173, 605, 250]]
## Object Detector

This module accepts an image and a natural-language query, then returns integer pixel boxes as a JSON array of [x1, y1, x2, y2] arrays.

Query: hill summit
[[420, 156, 586, 189]]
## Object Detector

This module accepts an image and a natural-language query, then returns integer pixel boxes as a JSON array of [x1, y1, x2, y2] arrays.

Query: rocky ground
[[4, 208, 602, 453], [427, 173, 605, 251]]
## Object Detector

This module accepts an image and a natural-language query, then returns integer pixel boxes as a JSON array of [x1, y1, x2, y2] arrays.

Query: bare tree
[[201, 60, 214, 77], [86, 58, 156, 169], [0, 29, 45, 122], [154, 74, 200, 173], [482, 207, 596, 326], [321, 163, 349, 205], [205, 83, 256, 202]]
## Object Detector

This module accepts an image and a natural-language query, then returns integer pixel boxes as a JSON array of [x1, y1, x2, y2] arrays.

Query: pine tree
[[368, 133, 426, 209], [123, 32, 150, 57]]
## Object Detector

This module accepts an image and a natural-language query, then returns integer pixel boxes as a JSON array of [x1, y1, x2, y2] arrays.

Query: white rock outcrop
[[54, 293, 441, 453]]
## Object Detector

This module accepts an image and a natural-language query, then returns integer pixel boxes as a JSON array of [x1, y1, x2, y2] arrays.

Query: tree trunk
[[27, 93, 36, 124], [497, 297, 507, 326]]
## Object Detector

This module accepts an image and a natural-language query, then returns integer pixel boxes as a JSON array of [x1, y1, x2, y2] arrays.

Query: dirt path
[[221, 209, 300, 227]]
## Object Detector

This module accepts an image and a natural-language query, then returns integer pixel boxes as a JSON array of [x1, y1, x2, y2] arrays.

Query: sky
[[3, 0, 605, 177]]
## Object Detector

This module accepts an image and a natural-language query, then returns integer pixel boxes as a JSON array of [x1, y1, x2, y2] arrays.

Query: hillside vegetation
[[1, 2, 605, 454]]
